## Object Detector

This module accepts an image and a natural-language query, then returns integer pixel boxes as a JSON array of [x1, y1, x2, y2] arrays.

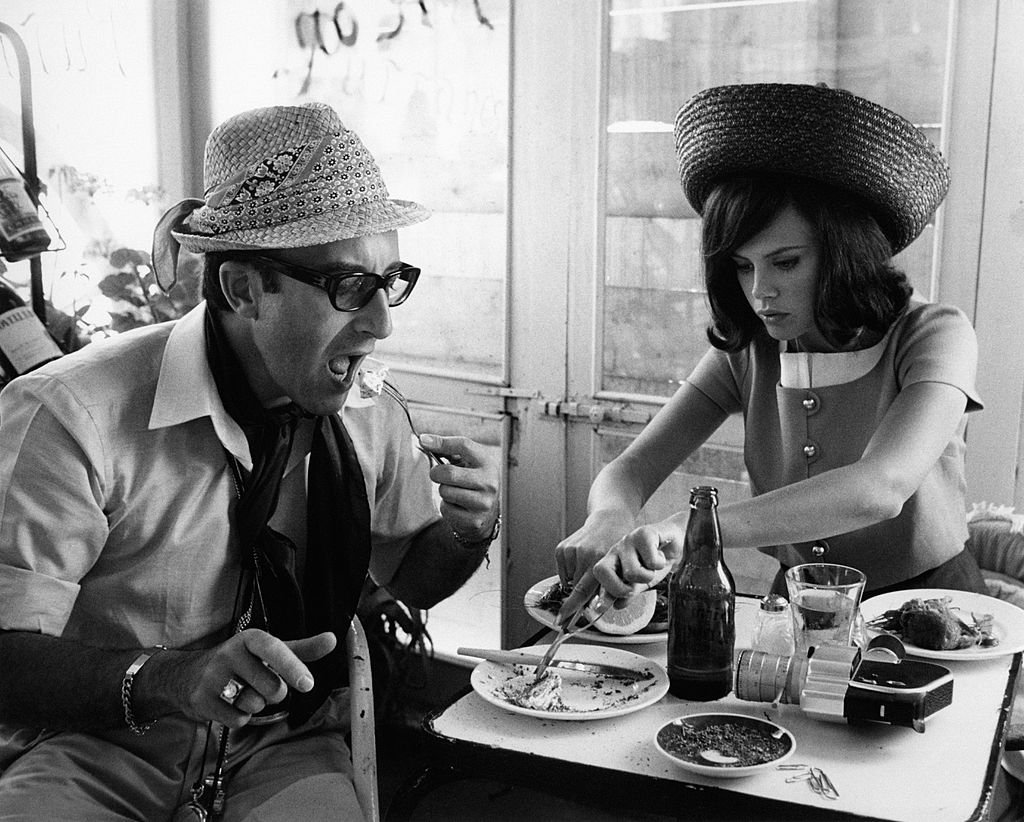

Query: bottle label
[[0, 306, 62, 374], [0, 179, 48, 246]]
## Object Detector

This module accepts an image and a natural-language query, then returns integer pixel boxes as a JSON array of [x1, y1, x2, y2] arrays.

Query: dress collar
[[779, 326, 893, 389]]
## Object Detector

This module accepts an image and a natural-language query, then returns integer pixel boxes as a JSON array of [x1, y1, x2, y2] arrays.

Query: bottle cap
[[759, 593, 789, 612]]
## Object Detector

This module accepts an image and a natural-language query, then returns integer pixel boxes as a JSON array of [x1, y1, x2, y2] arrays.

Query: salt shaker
[[750, 593, 795, 657]]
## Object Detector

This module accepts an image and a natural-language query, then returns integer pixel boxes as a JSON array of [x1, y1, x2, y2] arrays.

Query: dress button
[[802, 396, 817, 412], [803, 443, 817, 459]]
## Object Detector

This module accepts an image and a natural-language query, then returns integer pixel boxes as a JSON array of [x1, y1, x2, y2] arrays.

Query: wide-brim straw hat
[[673, 83, 950, 253], [153, 102, 429, 288]]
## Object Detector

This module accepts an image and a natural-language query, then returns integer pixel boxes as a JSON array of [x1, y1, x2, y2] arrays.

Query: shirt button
[[802, 394, 818, 413], [803, 443, 818, 459]]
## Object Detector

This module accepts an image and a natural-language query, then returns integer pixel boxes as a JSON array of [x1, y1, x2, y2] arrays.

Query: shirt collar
[[148, 302, 253, 469]]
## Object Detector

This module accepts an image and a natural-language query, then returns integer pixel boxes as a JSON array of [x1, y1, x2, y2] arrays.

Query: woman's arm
[[720, 380, 968, 547], [590, 380, 970, 599], [555, 382, 729, 586]]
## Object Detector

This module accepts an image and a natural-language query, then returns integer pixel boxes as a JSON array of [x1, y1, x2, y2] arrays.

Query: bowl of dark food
[[654, 713, 795, 779]]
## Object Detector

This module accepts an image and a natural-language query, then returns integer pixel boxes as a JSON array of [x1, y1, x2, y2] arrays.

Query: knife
[[457, 647, 646, 679]]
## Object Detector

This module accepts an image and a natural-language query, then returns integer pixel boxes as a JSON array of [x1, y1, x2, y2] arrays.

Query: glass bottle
[[0, 152, 51, 262], [0, 280, 62, 382], [667, 485, 735, 700], [750, 593, 795, 657]]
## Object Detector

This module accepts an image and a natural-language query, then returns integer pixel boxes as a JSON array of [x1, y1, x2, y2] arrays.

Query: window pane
[[0, 1, 173, 346], [207, 0, 510, 380], [602, 0, 954, 398]]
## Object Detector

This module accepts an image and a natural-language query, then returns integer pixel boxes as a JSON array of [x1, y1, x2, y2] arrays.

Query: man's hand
[[150, 630, 336, 729], [419, 433, 500, 542]]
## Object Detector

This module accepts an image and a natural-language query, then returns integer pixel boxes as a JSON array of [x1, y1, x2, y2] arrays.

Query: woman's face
[[732, 204, 828, 351]]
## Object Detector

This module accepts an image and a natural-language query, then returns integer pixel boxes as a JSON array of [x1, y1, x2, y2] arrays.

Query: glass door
[[564, 0, 966, 601]]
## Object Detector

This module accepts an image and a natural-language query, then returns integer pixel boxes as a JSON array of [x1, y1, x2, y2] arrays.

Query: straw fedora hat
[[673, 83, 950, 253], [153, 102, 428, 287]]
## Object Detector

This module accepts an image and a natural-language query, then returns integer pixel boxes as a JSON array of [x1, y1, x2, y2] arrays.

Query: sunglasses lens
[[385, 270, 417, 306], [332, 276, 379, 310]]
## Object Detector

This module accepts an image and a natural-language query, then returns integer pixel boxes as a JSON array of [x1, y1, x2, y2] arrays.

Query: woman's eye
[[774, 257, 799, 270], [733, 261, 753, 274]]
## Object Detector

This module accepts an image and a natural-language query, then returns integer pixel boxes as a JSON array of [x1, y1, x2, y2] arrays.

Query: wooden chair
[[347, 615, 380, 822]]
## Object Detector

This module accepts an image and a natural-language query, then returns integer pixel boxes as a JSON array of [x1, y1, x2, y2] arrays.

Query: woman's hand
[[592, 521, 686, 596], [557, 518, 686, 622], [555, 510, 636, 590]]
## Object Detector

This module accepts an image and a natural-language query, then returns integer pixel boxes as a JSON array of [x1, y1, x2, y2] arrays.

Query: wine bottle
[[0, 151, 51, 262], [0, 281, 62, 381], [667, 486, 736, 700]]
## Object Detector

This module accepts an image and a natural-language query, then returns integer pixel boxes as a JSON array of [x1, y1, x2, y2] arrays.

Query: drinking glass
[[785, 563, 867, 656]]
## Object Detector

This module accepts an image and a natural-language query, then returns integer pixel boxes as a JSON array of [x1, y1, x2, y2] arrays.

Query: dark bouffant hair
[[201, 252, 281, 311], [701, 173, 912, 352]]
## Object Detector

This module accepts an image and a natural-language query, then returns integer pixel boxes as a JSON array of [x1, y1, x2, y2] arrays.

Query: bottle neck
[[684, 506, 723, 564]]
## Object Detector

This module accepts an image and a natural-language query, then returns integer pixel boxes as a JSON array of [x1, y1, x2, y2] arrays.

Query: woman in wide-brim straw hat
[[556, 82, 988, 618]]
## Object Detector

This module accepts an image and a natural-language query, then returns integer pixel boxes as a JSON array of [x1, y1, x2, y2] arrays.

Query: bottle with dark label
[[667, 485, 735, 700], [0, 280, 62, 381], [0, 151, 51, 262]]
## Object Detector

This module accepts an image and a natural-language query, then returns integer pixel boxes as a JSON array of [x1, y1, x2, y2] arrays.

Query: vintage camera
[[734, 636, 954, 732]]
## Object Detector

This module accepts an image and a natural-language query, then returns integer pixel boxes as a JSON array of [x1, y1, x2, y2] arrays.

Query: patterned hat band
[[152, 102, 429, 289], [189, 126, 387, 235]]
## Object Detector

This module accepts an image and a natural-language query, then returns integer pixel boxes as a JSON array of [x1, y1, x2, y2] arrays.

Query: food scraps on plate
[[867, 596, 997, 651]]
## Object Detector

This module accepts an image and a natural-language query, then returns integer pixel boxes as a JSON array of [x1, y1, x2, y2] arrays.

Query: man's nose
[[354, 288, 393, 339]]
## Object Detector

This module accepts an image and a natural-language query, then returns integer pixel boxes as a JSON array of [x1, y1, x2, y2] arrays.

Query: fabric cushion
[[965, 504, 1024, 608]]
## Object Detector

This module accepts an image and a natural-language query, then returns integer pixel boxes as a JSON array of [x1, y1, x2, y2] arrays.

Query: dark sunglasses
[[250, 254, 420, 312]]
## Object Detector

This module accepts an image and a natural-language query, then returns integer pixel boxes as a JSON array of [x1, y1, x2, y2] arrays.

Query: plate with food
[[653, 712, 796, 778], [523, 575, 668, 644], [470, 643, 669, 720], [860, 588, 1024, 660]]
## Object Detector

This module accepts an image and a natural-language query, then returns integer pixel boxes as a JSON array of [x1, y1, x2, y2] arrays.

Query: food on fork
[[357, 364, 389, 399], [867, 596, 998, 651]]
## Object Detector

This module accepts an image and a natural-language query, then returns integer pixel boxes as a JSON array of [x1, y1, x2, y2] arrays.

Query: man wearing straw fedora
[[0, 102, 500, 820], [557, 82, 987, 619]]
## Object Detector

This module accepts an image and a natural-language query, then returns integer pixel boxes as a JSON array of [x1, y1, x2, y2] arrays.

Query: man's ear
[[218, 260, 261, 319]]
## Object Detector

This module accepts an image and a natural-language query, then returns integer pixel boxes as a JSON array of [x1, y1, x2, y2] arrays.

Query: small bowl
[[653, 712, 796, 779]]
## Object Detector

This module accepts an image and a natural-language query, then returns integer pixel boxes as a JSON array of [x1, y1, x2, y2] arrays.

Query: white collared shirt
[[0, 303, 439, 648]]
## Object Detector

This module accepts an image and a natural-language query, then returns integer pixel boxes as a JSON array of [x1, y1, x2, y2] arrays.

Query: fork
[[381, 381, 448, 467], [532, 590, 616, 682]]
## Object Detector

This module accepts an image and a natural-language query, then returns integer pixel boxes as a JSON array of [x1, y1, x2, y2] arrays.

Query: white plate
[[860, 588, 1024, 660], [523, 575, 668, 645], [653, 712, 796, 778], [470, 643, 669, 720]]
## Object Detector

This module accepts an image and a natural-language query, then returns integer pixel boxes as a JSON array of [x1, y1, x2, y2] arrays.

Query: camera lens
[[734, 649, 798, 704]]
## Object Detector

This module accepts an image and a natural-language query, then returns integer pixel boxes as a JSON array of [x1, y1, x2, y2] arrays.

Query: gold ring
[[219, 677, 244, 705]]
